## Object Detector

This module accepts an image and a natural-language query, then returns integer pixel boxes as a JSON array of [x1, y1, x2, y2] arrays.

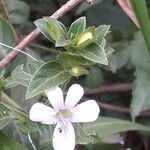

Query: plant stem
[[0, 89, 2, 101], [1, 92, 23, 111], [97, 102, 150, 117], [130, 0, 150, 54], [1, 92, 28, 117], [29, 43, 59, 53], [0, 0, 86, 69], [116, 0, 139, 28], [84, 83, 132, 95]]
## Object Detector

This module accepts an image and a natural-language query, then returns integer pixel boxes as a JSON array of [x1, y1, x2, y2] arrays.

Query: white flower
[[29, 84, 100, 150]]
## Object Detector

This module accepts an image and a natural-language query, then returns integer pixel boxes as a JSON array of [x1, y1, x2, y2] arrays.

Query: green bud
[[73, 27, 95, 49], [0, 79, 6, 88], [69, 66, 88, 77], [77, 32, 93, 45]]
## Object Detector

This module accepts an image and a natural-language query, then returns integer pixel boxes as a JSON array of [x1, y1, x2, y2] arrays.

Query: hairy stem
[[29, 43, 59, 53], [97, 102, 150, 117], [0, 0, 85, 69], [84, 83, 132, 95]]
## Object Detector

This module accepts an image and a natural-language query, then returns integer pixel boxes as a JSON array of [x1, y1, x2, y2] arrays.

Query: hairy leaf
[[57, 52, 93, 67], [26, 62, 71, 99], [0, 132, 28, 150], [79, 43, 108, 65], [0, 103, 13, 130], [55, 35, 71, 47], [68, 17, 86, 40], [131, 68, 150, 119], [82, 117, 150, 141], [4, 0, 30, 24], [130, 32, 150, 119], [84, 67, 103, 88], [12, 65, 32, 87], [0, 17, 15, 49], [34, 17, 66, 42], [95, 25, 110, 44]]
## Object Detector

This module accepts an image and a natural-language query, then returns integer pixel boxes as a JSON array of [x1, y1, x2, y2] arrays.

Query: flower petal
[[65, 84, 84, 108], [47, 86, 64, 110], [53, 121, 75, 150], [29, 103, 57, 124], [71, 100, 100, 122]]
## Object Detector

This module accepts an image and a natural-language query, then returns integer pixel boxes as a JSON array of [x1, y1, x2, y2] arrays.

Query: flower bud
[[69, 66, 88, 77], [74, 27, 95, 49], [77, 32, 93, 46]]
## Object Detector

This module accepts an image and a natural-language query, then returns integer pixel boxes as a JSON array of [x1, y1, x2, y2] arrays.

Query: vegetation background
[[0, 0, 150, 149]]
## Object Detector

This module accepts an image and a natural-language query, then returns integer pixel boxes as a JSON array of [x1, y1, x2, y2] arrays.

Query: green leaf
[[79, 43, 108, 65], [0, 103, 16, 129], [0, 116, 12, 130], [4, 0, 30, 24], [84, 67, 103, 88], [82, 117, 150, 139], [68, 17, 86, 40], [5, 76, 19, 89], [108, 32, 145, 73], [131, 68, 150, 119], [38, 124, 53, 150], [101, 39, 106, 48], [11, 60, 44, 87], [0, 103, 13, 130], [0, 131, 28, 150], [95, 25, 110, 44], [1, 93, 26, 115], [57, 52, 94, 67], [131, 32, 150, 71], [18, 120, 38, 134], [130, 32, 150, 119], [105, 47, 115, 57], [12, 65, 32, 87], [78, 134, 93, 144], [34, 17, 66, 42], [0, 103, 12, 116], [108, 48, 131, 73], [25, 60, 44, 75], [0, 17, 15, 48], [26, 62, 71, 99], [46, 18, 66, 41], [55, 35, 71, 47], [109, 32, 150, 73]]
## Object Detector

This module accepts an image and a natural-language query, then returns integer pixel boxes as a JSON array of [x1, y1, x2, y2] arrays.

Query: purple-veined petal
[[65, 84, 84, 108], [47, 86, 64, 110], [29, 103, 57, 124], [71, 100, 100, 122], [53, 121, 75, 150]]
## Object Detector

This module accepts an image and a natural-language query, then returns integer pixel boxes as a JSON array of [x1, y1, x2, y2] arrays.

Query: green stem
[[1, 92, 28, 117], [2, 92, 22, 110], [0, 89, 2, 101], [130, 0, 150, 54], [29, 43, 60, 53]]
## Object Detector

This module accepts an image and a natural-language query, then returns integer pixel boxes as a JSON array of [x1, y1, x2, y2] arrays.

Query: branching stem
[[0, 0, 85, 69]]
